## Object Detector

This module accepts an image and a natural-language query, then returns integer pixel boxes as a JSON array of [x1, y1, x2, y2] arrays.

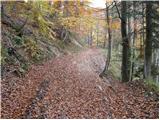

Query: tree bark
[[130, 1, 137, 81], [142, 2, 146, 79], [121, 1, 130, 82], [128, 2, 132, 81], [144, 1, 153, 80], [100, 2, 112, 77]]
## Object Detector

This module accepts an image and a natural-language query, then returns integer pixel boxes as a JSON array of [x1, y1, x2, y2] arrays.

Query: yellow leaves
[[111, 21, 120, 30], [31, 4, 49, 36], [60, 17, 79, 29], [24, 39, 39, 57], [38, 16, 49, 35]]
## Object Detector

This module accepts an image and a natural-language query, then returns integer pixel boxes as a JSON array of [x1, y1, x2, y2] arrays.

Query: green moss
[[13, 36, 24, 46], [1, 45, 9, 64], [145, 79, 159, 92], [21, 63, 29, 71]]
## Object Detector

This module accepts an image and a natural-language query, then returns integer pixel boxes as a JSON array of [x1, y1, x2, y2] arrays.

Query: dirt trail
[[1, 48, 159, 119]]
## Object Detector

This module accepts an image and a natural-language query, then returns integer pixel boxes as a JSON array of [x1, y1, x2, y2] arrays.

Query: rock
[[96, 85, 103, 91]]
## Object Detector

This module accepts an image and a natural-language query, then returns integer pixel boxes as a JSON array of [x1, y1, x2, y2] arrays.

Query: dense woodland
[[1, 0, 159, 119]]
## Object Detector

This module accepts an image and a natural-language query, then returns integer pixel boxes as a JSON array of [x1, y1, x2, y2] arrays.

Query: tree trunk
[[128, 2, 132, 81], [103, 34, 107, 48], [90, 26, 93, 47], [96, 20, 99, 47], [121, 1, 130, 82], [142, 2, 146, 79], [130, 1, 137, 81], [100, 2, 112, 77], [144, 1, 153, 80]]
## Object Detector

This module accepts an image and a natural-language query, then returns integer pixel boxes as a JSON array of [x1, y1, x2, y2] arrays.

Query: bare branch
[[114, 1, 122, 20]]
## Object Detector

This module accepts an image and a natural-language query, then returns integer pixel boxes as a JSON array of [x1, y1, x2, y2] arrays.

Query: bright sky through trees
[[90, 0, 106, 8]]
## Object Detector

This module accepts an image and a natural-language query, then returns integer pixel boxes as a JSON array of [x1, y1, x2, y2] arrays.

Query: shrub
[[13, 36, 24, 45], [145, 79, 159, 92]]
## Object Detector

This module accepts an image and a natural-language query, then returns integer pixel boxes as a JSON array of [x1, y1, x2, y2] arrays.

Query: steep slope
[[1, 2, 83, 78]]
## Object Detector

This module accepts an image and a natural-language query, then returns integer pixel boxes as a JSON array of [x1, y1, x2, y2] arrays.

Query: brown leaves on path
[[1, 48, 159, 119]]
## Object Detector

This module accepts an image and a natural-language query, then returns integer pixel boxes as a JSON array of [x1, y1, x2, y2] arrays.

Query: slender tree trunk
[[130, 1, 137, 81], [1, 4, 4, 18], [103, 34, 107, 48], [143, 2, 146, 79], [121, 1, 130, 82], [106, 4, 112, 73], [100, 2, 112, 77], [128, 2, 132, 81], [96, 20, 99, 47]]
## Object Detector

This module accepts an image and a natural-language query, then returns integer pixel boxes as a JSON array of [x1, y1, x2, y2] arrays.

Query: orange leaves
[[60, 17, 79, 29], [1, 49, 159, 119], [111, 21, 120, 30]]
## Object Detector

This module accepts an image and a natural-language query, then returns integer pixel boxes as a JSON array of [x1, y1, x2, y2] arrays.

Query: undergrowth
[[144, 79, 159, 93]]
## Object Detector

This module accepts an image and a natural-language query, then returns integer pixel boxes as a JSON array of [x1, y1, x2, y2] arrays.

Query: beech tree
[[144, 1, 159, 80], [100, 1, 113, 77], [121, 1, 131, 82]]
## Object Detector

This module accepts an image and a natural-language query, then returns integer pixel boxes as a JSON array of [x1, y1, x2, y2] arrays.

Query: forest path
[[1, 48, 158, 119]]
